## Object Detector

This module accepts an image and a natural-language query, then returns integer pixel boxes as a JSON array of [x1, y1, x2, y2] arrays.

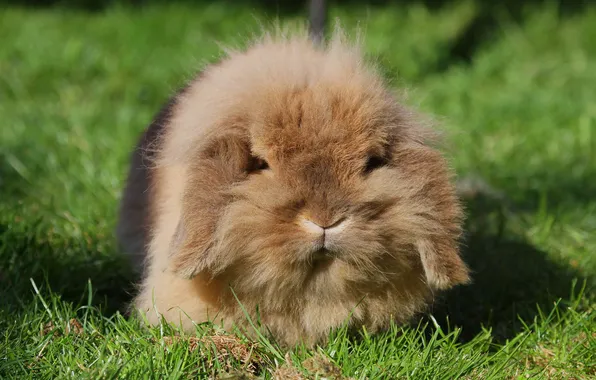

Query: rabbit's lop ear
[[168, 132, 252, 279], [417, 238, 470, 290], [168, 218, 216, 279]]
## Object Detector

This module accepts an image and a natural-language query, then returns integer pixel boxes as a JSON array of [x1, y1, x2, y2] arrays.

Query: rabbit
[[116, 27, 470, 347]]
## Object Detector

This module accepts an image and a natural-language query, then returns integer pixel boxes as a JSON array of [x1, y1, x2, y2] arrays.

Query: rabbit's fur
[[117, 28, 469, 346]]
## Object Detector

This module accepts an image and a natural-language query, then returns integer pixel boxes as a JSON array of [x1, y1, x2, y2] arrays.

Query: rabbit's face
[[169, 82, 468, 305]]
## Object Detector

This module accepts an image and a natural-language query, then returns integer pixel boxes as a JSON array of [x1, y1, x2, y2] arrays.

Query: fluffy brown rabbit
[[116, 27, 470, 347]]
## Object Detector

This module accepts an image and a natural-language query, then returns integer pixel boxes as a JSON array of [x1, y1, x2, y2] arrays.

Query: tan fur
[[117, 27, 470, 346]]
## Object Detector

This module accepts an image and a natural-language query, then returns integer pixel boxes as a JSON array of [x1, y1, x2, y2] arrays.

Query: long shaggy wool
[[116, 26, 470, 346]]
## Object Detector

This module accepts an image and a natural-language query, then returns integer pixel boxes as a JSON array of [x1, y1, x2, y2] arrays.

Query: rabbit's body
[[117, 30, 469, 346]]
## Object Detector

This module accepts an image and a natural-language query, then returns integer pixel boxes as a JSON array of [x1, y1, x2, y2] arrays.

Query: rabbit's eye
[[364, 155, 387, 173], [248, 157, 270, 173]]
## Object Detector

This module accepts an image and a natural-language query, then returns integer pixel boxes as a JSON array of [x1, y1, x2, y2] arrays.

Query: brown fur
[[117, 28, 470, 346]]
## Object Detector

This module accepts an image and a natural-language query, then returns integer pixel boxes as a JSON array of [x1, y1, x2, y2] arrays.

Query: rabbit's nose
[[301, 216, 345, 230], [300, 216, 348, 238]]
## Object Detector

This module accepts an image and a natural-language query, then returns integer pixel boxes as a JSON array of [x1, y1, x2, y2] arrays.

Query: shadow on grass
[[426, 192, 591, 343], [0, 150, 135, 315], [0, 223, 138, 316]]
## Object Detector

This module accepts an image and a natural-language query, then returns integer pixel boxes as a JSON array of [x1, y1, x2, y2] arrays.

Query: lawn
[[1, 0, 595, 378]]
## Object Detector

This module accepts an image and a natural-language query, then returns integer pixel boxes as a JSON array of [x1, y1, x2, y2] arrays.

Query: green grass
[[1, 1, 595, 378]]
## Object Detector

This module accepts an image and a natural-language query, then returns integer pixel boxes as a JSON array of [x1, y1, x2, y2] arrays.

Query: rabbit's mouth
[[312, 247, 335, 260], [308, 248, 336, 273], [308, 247, 340, 272]]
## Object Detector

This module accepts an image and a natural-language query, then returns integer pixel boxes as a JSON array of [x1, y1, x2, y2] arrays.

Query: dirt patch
[[271, 353, 305, 380], [272, 352, 353, 380], [158, 333, 264, 377], [40, 318, 84, 337]]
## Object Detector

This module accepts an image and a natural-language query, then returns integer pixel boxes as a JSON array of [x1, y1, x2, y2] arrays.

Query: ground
[[0, 1, 595, 378]]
